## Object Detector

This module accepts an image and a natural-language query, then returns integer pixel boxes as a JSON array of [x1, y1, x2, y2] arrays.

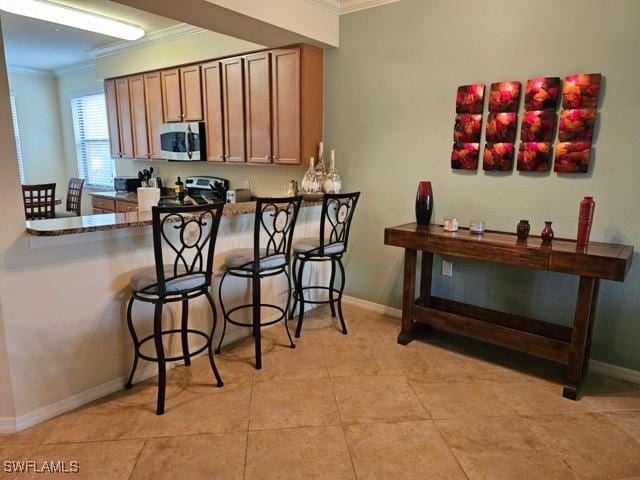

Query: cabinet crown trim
[[87, 23, 206, 59]]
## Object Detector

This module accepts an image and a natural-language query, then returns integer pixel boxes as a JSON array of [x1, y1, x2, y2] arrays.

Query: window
[[9, 92, 25, 183], [71, 93, 114, 188]]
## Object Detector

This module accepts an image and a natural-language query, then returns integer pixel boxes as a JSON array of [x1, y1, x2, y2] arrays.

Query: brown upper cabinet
[[244, 52, 272, 164], [104, 79, 121, 158], [143, 72, 164, 159], [104, 43, 323, 165], [115, 77, 133, 158], [128, 75, 149, 159], [161, 67, 203, 122], [221, 57, 246, 163], [161, 69, 181, 122], [180, 65, 203, 121], [201, 61, 224, 162]]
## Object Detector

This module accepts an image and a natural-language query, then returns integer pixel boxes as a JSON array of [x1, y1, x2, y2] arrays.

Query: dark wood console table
[[384, 223, 633, 400]]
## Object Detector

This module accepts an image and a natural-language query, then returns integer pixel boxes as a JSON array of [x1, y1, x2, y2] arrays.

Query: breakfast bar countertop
[[25, 200, 323, 237]]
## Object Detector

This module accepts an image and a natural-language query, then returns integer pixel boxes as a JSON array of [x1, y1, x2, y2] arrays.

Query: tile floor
[[1, 303, 640, 479]]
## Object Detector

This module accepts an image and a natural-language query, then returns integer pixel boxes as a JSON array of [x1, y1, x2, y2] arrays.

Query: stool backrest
[[66, 178, 85, 215], [151, 202, 225, 295], [254, 196, 303, 270], [319, 192, 361, 256], [22, 183, 56, 220]]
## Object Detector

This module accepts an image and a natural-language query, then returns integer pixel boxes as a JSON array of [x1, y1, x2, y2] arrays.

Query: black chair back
[[253, 196, 303, 271], [22, 183, 56, 220], [151, 202, 225, 295], [318, 192, 361, 256], [66, 178, 85, 215]]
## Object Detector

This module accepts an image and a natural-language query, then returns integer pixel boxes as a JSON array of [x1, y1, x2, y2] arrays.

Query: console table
[[384, 223, 634, 399]]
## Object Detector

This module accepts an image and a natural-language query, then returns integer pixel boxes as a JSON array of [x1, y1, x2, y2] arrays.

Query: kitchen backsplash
[[115, 160, 307, 197]]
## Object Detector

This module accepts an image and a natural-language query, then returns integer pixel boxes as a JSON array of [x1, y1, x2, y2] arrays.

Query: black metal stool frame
[[290, 192, 360, 338], [125, 202, 225, 415], [216, 196, 303, 370]]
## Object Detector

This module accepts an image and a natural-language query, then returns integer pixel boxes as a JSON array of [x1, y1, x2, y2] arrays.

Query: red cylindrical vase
[[577, 196, 595, 248], [415, 181, 433, 226]]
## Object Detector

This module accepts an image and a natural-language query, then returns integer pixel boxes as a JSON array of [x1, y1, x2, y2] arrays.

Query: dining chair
[[56, 178, 85, 217], [22, 183, 56, 220]]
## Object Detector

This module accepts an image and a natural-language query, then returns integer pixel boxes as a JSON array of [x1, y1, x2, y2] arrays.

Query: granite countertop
[[25, 200, 323, 237], [90, 191, 139, 202]]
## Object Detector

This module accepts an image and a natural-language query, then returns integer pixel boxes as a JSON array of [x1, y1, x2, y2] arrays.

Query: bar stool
[[290, 192, 360, 338], [125, 203, 225, 415], [216, 196, 303, 370]]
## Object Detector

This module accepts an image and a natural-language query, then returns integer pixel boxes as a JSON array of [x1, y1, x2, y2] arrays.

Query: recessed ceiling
[[1, 0, 178, 71]]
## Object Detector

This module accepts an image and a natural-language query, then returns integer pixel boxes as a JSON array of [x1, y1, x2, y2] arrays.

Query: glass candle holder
[[469, 221, 485, 234], [443, 218, 459, 232]]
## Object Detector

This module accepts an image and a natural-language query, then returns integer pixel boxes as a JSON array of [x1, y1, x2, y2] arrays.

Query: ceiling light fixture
[[0, 0, 145, 40]]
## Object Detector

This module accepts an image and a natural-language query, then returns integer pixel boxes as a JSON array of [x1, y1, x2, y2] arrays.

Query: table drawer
[[116, 200, 138, 213], [91, 197, 115, 211]]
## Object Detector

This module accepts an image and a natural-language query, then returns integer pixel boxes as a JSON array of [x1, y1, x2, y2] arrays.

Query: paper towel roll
[[137, 187, 160, 212]]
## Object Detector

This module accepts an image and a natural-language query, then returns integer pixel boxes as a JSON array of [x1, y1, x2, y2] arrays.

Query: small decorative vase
[[541, 221, 554, 245], [577, 196, 595, 248], [301, 157, 320, 193], [517, 220, 530, 240], [315, 142, 327, 185], [415, 181, 433, 226], [322, 150, 342, 193]]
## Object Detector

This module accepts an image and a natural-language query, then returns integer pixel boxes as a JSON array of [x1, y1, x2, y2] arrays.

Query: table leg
[[563, 276, 600, 400], [420, 251, 433, 305], [397, 248, 417, 345]]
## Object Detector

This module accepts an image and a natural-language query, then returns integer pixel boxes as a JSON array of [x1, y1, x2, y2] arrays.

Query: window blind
[[9, 93, 25, 183], [71, 93, 114, 188]]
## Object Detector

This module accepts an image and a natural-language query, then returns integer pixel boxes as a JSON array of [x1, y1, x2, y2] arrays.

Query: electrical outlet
[[442, 260, 453, 277]]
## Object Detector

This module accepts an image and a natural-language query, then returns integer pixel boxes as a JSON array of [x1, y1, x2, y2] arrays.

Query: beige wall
[[8, 71, 67, 191], [325, 0, 640, 370]]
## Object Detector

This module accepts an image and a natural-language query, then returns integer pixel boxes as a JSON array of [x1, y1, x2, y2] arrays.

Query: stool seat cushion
[[224, 249, 286, 270], [293, 237, 345, 255], [130, 265, 207, 294]]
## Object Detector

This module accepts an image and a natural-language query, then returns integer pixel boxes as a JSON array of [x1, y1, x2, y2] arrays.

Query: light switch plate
[[442, 260, 453, 277]]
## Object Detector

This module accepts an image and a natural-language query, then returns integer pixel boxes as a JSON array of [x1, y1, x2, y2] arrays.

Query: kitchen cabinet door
[[128, 75, 149, 159], [221, 57, 246, 163], [202, 61, 224, 162], [161, 68, 182, 122], [115, 77, 134, 158], [104, 79, 121, 158], [144, 72, 164, 159], [244, 52, 272, 164], [271, 48, 301, 165], [180, 65, 203, 121]]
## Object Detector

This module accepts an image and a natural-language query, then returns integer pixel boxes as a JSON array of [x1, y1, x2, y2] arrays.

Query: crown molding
[[54, 61, 96, 77], [308, 0, 400, 15], [86, 23, 205, 59], [6, 64, 54, 78]]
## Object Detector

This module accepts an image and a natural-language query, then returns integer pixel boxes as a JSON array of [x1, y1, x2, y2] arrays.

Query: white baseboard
[[2, 325, 249, 433], [342, 295, 640, 385], [589, 360, 640, 384]]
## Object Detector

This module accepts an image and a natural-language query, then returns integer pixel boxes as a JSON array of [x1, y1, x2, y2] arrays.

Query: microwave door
[[186, 125, 193, 160]]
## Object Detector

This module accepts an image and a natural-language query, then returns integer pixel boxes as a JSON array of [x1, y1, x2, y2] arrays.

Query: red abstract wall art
[[554, 142, 592, 173], [453, 114, 483, 142], [488, 81, 521, 112], [456, 84, 485, 114], [517, 142, 552, 172], [563, 73, 601, 109], [558, 108, 596, 142], [451, 142, 479, 170], [521, 110, 555, 142], [486, 113, 517, 142], [524, 77, 561, 110], [483, 143, 514, 171]]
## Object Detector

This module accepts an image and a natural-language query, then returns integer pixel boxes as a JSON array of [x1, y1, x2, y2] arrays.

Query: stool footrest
[[225, 303, 287, 328], [293, 285, 342, 305], [136, 328, 211, 363]]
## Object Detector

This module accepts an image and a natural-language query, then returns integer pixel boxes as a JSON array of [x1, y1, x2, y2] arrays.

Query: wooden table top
[[385, 223, 634, 282]]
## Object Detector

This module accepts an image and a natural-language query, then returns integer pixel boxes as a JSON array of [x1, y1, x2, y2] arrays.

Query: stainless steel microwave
[[159, 122, 206, 161]]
